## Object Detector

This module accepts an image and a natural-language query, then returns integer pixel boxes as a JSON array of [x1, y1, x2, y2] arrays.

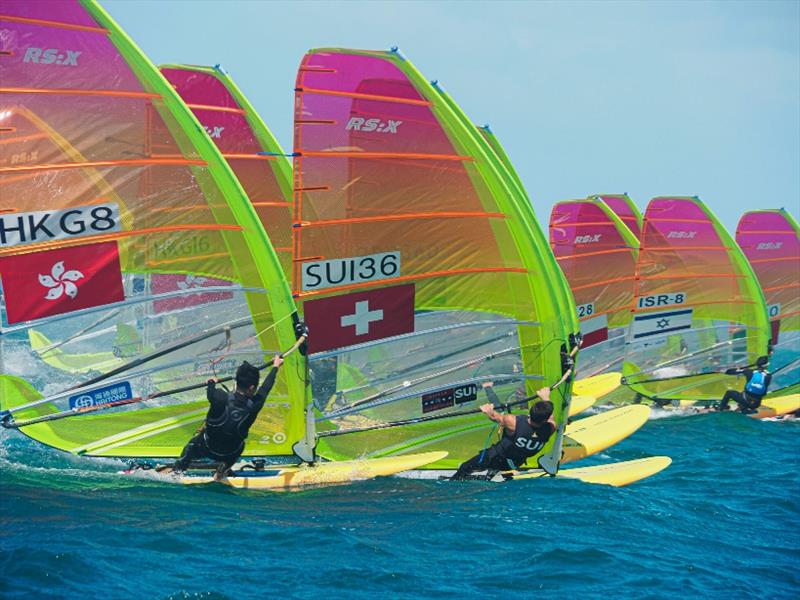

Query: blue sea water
[[1, 412, 798, 599]]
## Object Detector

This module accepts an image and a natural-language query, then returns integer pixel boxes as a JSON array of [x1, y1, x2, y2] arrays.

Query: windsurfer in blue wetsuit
[[451, 387, 555, 480], [716, 355, 771, 414], [170, 356, 283, 479]]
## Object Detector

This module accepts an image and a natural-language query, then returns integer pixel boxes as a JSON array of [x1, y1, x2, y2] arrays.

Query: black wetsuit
[[451, 414, 554, 480], [719, 368, 771, 413], [173, 367, 278, 472]]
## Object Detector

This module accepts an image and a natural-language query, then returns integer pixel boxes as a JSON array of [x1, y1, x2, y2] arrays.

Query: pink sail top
[[160, 67, 293, 275], [736, 210, 800, 342], [595, 194, 642, 239]]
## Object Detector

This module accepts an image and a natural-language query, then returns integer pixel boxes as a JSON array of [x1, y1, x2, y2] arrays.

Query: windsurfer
[[170, 357, 284, 479], [451, 387, 555, 480], [716, 355, 771, 414]]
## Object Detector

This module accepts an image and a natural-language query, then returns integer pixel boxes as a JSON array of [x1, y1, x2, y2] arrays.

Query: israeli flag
[[632, 308, 693, 339]]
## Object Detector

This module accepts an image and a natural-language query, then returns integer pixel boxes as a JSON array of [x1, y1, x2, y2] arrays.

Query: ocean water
[[1, 412, 798, 599]]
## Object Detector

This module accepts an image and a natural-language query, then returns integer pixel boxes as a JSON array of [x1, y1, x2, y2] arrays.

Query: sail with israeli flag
[[736, 209, 800, 393], [0, 0, 308, 459], [549, 198, 640, 378], [292, 48, 575, 473], [621, 196, 771, 403]]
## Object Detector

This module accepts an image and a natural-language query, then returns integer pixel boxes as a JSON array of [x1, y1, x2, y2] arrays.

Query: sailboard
[[561, 404, 650, 463], [621, 197, 771, 404], [138, 451, 449, 490], [550, 198, 639, 383], [290, 47, 579, 475], [736, 209, 800, 397], [0, 0, 315, 468]]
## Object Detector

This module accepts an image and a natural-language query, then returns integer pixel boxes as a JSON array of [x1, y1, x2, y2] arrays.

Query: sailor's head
[[756, 355, 769, 369], [529, 400, 554, 425], [236, 361, 260, 394]]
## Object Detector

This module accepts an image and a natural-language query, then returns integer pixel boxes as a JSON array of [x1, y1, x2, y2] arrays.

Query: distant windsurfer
[[170, 357, 284, 479], [451, 387, 555, 480], [716, 355, 771, 414]]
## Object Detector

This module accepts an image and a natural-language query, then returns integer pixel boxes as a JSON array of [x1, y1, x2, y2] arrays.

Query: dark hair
[[236, 361, 260, 390], [529, 400, 553, 424], [756, 355, 769, 368]]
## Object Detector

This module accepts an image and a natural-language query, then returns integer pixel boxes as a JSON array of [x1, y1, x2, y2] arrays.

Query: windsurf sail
[[592, 194, 643, 239], [0, 0, 308, 459], [159, 64, 294, 278], [622, 196, 770, 402], [292, 48, 574, 473], [736, 209, 800, 392], [549, 198, 639, 377]]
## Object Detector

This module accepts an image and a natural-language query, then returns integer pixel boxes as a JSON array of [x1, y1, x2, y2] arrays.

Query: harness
[[745, 370, 768, 397], [204, 392, 253, 455]]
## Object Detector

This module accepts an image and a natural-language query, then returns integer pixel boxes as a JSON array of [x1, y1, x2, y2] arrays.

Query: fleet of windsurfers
[[716, 355, 771, 414], [451, 385, 555, 480]]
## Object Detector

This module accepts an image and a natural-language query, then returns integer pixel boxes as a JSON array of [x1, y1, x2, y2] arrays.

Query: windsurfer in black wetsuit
[[451, 387, 555, 480], [716, 355, 771, 414], [170, 356, 283, 479]]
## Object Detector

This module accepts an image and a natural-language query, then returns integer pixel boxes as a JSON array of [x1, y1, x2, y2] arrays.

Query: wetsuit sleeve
[[743, 369, 754, 380], [206, 382, 227, 406], [254, 367, 278, 404], [484, 386, 501, 408]]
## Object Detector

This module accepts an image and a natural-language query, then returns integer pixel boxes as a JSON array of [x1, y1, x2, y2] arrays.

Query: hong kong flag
[[0, 241, 124, 324], [303, 284, 415, 353]]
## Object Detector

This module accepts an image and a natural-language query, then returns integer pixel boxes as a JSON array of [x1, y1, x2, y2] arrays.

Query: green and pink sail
[[291, 48, 574, 472], [736, 209, 800, 391], [0, 0, 307, 458], [622, 197, 770, 402], [592, 194, 643, 239], [549, 198, 639, 377]]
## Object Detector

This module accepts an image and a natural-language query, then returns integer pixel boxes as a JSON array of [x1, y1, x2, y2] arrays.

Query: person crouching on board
[[451, 387, 555, 480], [170, 357, 283, 480], [716, 355, 771, 414]]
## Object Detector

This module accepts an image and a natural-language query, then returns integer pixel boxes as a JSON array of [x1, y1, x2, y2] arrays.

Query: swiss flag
[[0, 242, 124, 324], [303, 284, 415, 353]]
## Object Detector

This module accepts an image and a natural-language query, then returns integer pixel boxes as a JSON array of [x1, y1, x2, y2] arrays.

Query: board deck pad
[[562, 405, 650, 464]]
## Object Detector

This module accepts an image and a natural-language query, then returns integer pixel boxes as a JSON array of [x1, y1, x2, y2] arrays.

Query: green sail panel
[[0, 0, 305, 458], [621, 196, 770, 402], [293, 48, 571, 472]]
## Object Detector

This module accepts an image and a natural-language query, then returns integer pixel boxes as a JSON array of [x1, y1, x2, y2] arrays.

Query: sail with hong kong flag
[[0, 0, 309, 460]]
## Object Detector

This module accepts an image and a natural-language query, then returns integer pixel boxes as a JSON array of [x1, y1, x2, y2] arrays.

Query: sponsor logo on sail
[[68, 382, 133, 410], [574, 234, 601, 244], [345, 117, 402, 134], [667, 231, 697, 239], [756, 242, 783, 250], [203, 125, 225, 139], [23, 47, 81, 66]]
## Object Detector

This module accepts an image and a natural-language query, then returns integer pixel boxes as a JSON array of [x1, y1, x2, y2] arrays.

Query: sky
[[103, 0, 800, 233]]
